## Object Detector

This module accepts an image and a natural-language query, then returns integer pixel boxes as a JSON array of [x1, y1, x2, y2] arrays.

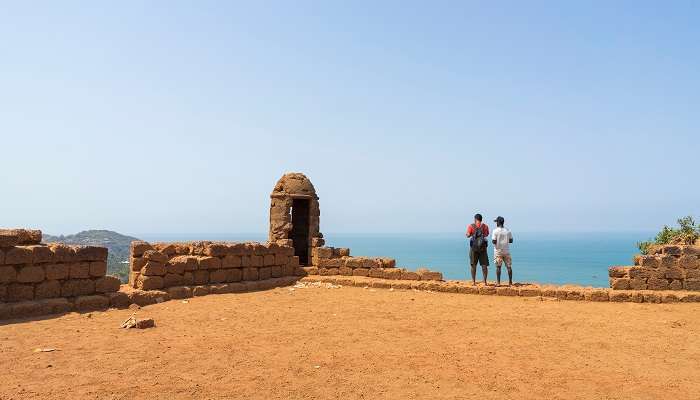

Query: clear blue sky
[[1, 1, 698, 235]]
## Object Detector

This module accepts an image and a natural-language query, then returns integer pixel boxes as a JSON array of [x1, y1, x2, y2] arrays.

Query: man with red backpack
[[466, 213, 490, 285]]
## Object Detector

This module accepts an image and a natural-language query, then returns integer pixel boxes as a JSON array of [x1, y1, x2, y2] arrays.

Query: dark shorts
[[470, 248, 489, 267]]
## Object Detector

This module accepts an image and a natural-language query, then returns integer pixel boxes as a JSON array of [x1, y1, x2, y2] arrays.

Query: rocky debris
[[120, 314, 155, 329]]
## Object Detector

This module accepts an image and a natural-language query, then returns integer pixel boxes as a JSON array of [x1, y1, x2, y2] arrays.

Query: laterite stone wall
[[609, 245, 700, 291], [128, 241, 300, 290], [0, 228, 120, 319]]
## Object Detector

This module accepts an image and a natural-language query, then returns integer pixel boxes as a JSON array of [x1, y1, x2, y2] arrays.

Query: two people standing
[[466, 214, 513, 286]]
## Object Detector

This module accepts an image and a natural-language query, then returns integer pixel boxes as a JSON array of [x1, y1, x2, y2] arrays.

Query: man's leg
[[469, 249, 477, 285], [480, 250, 489, 285], [506, 255, 513, 286], [494, 255, 502, 286]]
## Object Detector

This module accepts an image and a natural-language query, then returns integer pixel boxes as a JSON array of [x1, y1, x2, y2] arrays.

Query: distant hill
[[43, 230, 140, 282]]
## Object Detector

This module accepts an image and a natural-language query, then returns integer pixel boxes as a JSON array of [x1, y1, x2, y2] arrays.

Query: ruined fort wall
[[609, 245, 700, 291], [302, 246, 444, 281], [128, 241, 300, 291], [0, 229, 120, 318]]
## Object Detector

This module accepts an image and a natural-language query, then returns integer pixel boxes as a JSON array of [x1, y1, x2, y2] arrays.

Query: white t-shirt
[[491, 227, 513, 256]]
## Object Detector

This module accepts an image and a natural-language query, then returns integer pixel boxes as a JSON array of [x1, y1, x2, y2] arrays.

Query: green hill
[[43, 230, 139, 282]]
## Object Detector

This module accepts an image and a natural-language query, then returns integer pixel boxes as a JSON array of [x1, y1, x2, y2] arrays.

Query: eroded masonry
[[126, 173, 444, 294], [2, 172, 700, 320]]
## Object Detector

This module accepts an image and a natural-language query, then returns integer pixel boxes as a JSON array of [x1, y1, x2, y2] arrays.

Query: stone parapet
[[609, 245, 700, 291], [0, 228, 118, 304], [128, 241, 299, 291]]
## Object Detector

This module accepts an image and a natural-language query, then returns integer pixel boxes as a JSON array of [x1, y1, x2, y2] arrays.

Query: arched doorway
[[269, 173, 323, 265]]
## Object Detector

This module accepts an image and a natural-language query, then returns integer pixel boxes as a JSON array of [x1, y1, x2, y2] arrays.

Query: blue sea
[[139, 232, 653, 288]]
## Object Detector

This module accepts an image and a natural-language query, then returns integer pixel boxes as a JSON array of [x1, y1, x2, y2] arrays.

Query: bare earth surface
[[1, 285, 699, 400]]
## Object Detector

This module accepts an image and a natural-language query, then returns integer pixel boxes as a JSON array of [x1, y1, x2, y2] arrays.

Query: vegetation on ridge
[[43, 230, 139, 282], [637, 216, 700, 255]]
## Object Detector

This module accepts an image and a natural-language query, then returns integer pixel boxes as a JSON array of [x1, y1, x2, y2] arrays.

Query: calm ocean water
[[139, 232, 653, 288]]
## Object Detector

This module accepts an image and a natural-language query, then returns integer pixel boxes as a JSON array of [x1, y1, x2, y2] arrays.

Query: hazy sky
[[1, 1, 698, 235]]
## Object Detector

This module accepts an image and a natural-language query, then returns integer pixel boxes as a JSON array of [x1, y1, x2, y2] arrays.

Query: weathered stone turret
[[268, 173, 323, 265]]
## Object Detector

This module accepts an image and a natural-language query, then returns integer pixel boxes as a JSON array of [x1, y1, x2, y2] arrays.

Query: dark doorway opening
[[291, 198, 310, 265]]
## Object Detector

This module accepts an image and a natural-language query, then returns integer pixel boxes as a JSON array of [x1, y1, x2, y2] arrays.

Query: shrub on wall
[[638, 216, 700, 254]]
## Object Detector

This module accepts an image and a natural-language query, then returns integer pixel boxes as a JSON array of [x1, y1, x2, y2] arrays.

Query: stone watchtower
[[268, 173, 324, 266]]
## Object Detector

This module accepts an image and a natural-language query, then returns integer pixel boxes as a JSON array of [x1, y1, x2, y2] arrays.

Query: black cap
[[494, 216, 505, 224]]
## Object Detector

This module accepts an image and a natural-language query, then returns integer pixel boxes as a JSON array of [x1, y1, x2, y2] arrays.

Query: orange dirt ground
[[1, 284, 699, 400]]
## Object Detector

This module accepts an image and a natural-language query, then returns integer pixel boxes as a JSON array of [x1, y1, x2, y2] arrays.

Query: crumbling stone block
[[126, 289, 169, 306], [89, 261, 107, 277], [0, 266, 16, 283], [628, 278, 647, 290], [684, 279, 700, 291], [496, 286, 518, 296], [299, 267, 318, 276], [137, 275, 164, 291], [198, 256, 221, 270], [519, 287, 542, 297], [226, 268, 242, 282], [262, 254, 275, 267], [659, 255, 675, 268], [647, 277, 670, 290], [164, 273, 185, 287], [209, 269, 227, 283], [95, 276, 121, 293], [665, 268, 684, 279], [669, 280, 684, 290], [16, 265, 44, 283], [75, 246, 108, 262], [628, 267, 650, 279], [243, 268, 259, 281], [142, 249, 168, 264], [368, 268, 384, 278], [677, 255, 699, 269], [130, 257, 147, 272], [141, 261, 165, 276], [193, 270, 209, 285], [29, 245, 54, 263], [643, 292, 662, 303], [250, 255, 263, 267], [417, 270, 443, 281], [106, 291, 130, 308], [609, 291, 631, 302], [69, 262, 91, 279], [312, 247, 333, 259], [479, 286, 496, 295], [588, 290, 610, 302], [271, 266, 282, 278], [7, 283, 33, 301], [610, 278, 630, 290], [131, 241, 153, 257], [400, 271, 420, 280], [74, 295, 109, 312], [338, 266, 353, 276], [35, 280, 61, 299], [352, 268, 369, 277], [222, 255, 242, 269], [44, 263, 69, 280], [608, 266, 629, 278], [4, 247, 33, 265], [662, 245, 682, 255], [639, 256, 659, 268]]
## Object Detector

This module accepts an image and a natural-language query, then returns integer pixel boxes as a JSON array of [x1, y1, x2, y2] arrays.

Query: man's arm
[[509, 231, 513, 244], [466, 225, 473, 237]]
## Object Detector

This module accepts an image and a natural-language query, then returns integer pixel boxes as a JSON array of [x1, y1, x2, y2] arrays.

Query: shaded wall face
[[268, 195, 323, 264], [0, 229, 117, 303], [128, 241, 300, 290]]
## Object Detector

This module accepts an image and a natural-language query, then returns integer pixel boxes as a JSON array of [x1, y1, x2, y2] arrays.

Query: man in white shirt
[[491, 216, 514, 286]]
